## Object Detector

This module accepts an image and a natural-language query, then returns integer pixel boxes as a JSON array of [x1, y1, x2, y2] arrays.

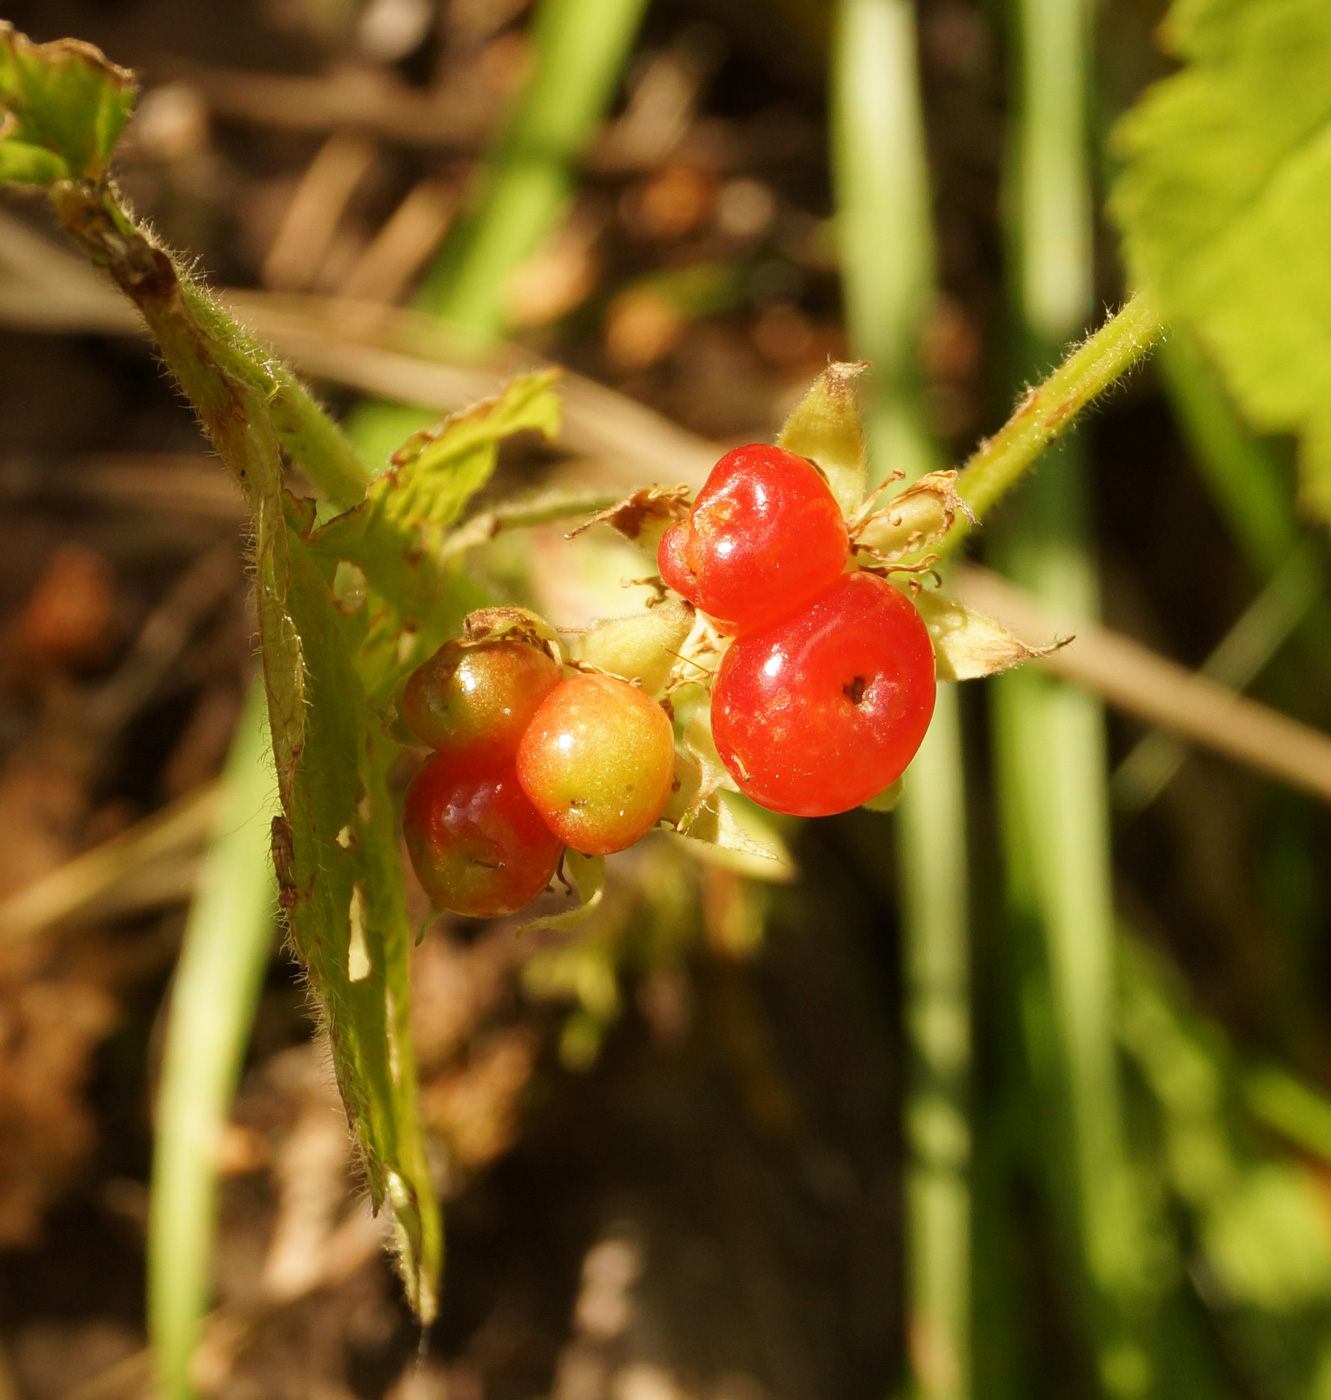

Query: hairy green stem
[[51, 179, 371, 508], [943, 291, 1162, 547]]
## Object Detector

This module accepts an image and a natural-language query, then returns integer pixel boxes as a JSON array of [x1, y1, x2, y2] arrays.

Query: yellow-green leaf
[[0, 23, 136, 184], [1111, 0, 1331, 517]]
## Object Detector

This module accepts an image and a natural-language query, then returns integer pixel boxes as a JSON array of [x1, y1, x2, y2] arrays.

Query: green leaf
[[272, 533, 443, 1322], [0, 24, 136, 184], [12, 60, 444, 1315], [1110, 0, 1331, 517], [0, 139, 68, 185], [311, 370, 561, 649]]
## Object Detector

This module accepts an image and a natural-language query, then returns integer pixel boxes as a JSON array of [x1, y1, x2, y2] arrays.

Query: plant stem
[[832, 0, 936, 486], [49, 181, 372, 510], [994, 0, 1162, 1391], [939, 290, 1162, 548], [832, 4, 971, 1396], [419, 0, 649, 338], [149, 682, 277, 1400], [349, 0, 649, 465], [1158, 331, 1331, 664], [899, 684, 971, 1400]]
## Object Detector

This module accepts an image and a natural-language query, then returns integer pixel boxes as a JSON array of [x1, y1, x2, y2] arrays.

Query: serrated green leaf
[[310, 371, 561, 653], [776, 360, 870, 514], [274, 534, 442, 1321], [0, 24, 136, 184], [20, 81, 445, 1317], [1110, 0, 1331, 517]]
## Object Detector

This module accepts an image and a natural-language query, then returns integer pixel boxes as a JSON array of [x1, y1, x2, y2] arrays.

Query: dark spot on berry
[[844, 675, 867, 705]]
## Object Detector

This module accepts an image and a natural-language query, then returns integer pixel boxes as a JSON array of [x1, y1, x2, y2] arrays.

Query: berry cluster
[[659, 444, 937, 817], [401, 440, 940, 919], [401, 625, 676, 918]]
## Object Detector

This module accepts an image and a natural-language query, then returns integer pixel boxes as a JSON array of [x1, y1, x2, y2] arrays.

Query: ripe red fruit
[[402, 639, 561, 760], [710, 572, 936, 817], [657, 443, 849, 636], [516, 673, 676, 855], [403, 754, 563, 918]]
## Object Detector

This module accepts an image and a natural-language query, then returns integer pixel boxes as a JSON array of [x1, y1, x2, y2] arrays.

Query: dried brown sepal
[[851, 470, 977, 561], [912, 588, 1070, 682], [458, 606, 564, 667], [567, 484, 693, 558], [776, 360, 870, 515]]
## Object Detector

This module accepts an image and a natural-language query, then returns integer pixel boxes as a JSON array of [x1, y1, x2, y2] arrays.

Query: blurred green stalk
[[994, 0, 1157, 1392], [833, 4, 970, 1396], [898, 685, 970, 1400], [350, 0, 650, 466], [1111, 331, 1331, 811], [833, 0, 935, 489], [1112, 544, 1324, 811], [149, 681, 278, 1399]]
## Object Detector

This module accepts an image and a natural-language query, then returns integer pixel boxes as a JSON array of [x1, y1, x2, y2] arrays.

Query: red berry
[[710, 572, 936, 817], [403, 753, 563, 918], [516, 673, 676, 855], [403, 639, 561, 760], [657, 443, 849, 635]]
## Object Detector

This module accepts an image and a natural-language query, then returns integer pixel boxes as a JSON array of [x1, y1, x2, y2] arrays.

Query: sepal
[[776, 360, 870, 515], [912, 588, 1068, 681]]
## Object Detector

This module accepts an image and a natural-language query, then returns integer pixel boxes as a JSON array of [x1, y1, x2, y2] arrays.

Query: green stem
[[51, 181, 371, 510], [943, 291, 1163, 545], [149, 681, 277, 1400], [832, 0, 936, 486], [349, 0, 649, 465], [994, 0, 1164, 1393], [899, 684, 971, 1400], [832, 3, 971, 1396], [419, 0, 649, 338]]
